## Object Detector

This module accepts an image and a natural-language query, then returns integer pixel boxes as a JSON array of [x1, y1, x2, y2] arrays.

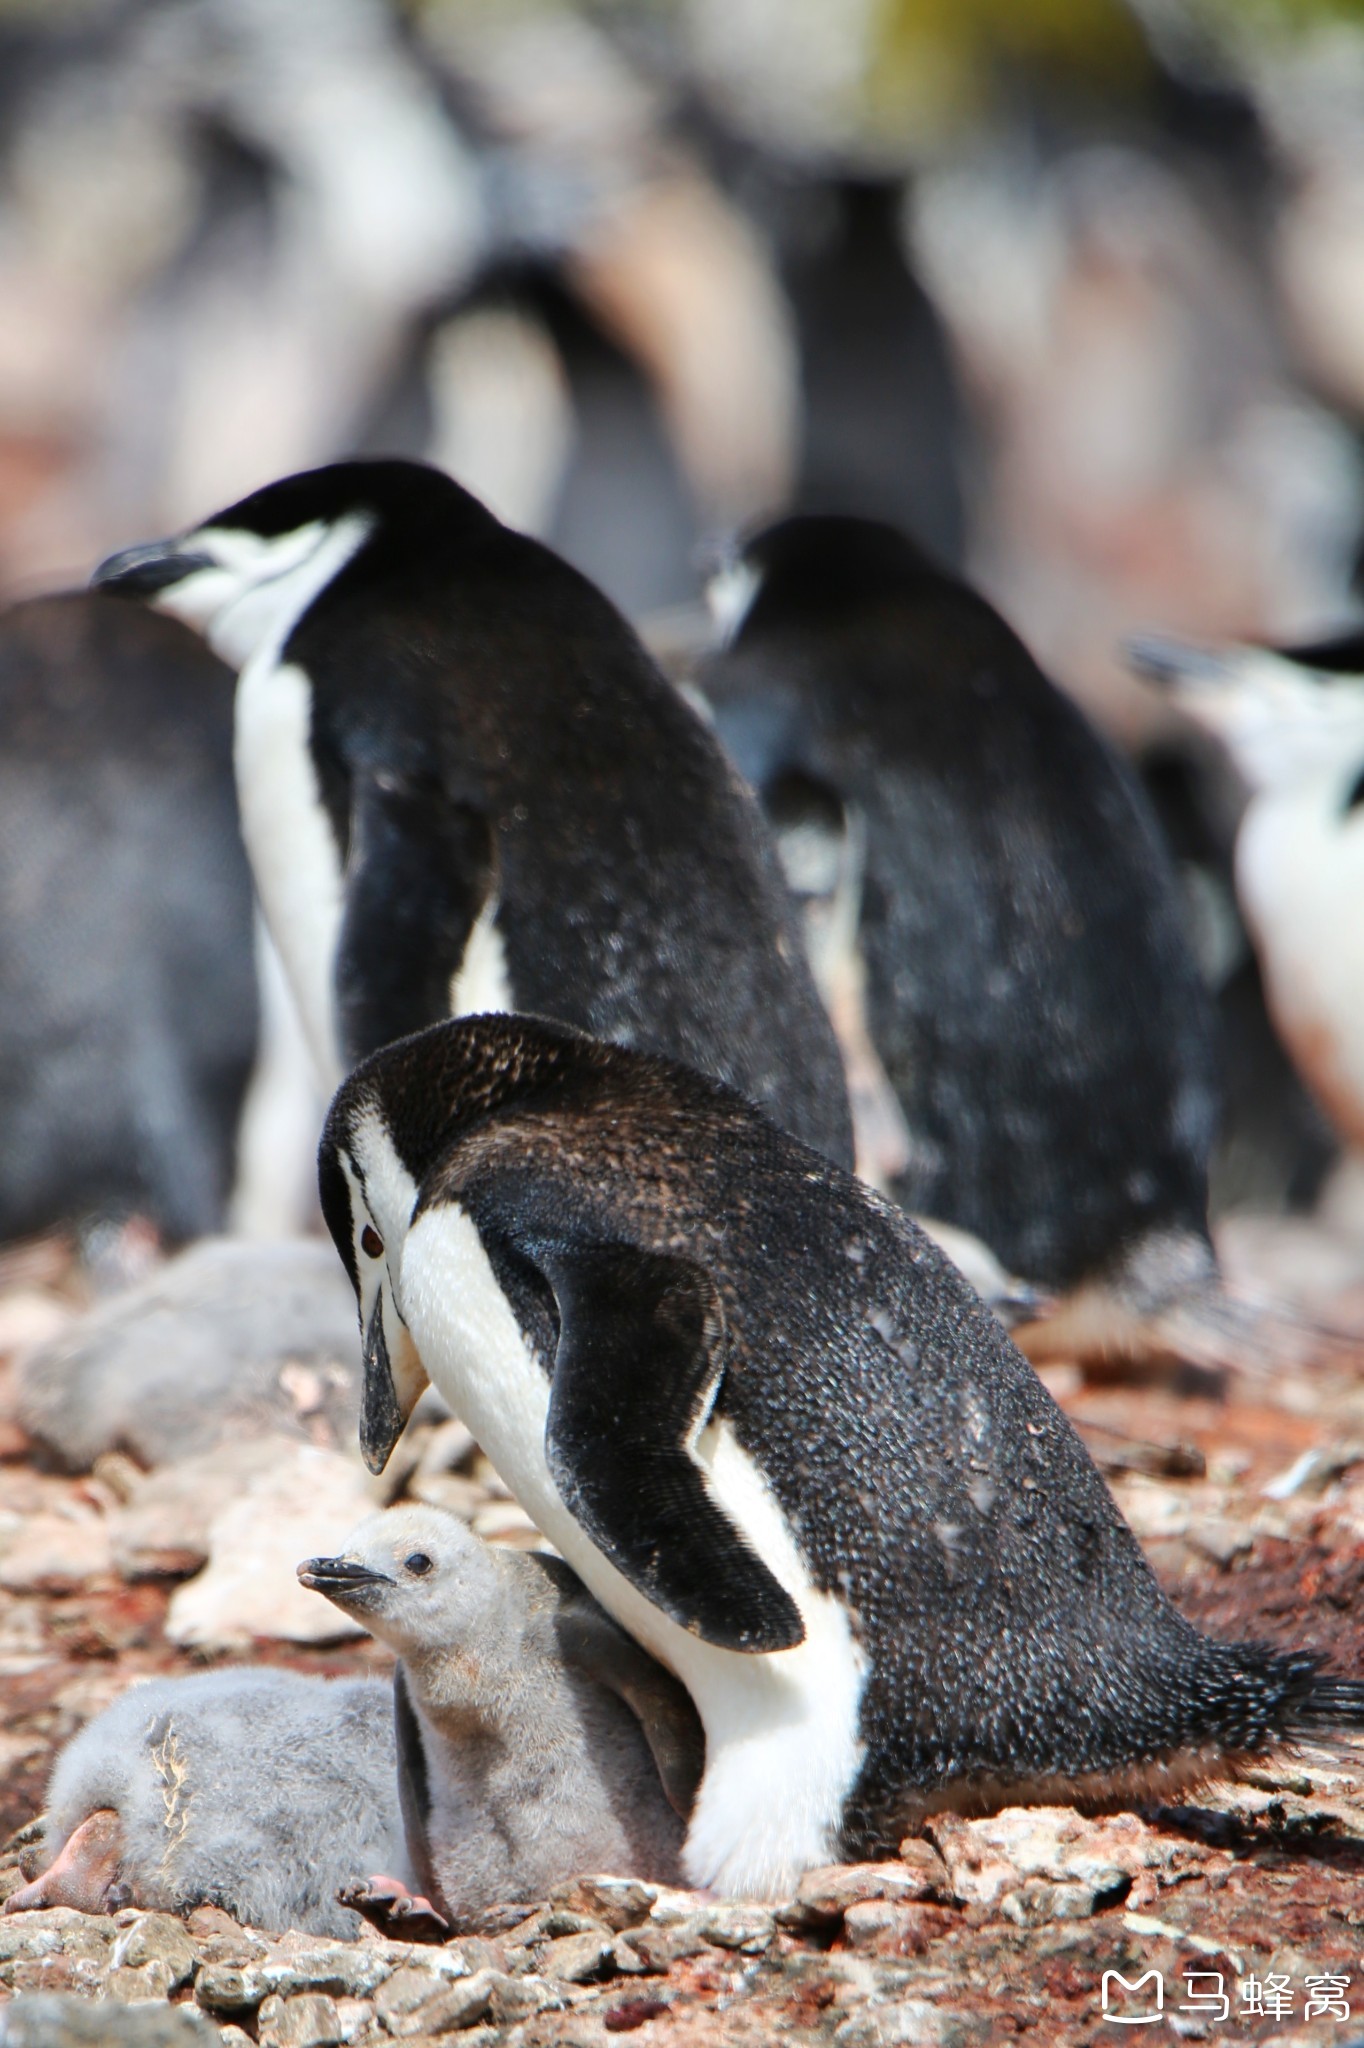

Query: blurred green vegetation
[[862, 0, 1364, 142]]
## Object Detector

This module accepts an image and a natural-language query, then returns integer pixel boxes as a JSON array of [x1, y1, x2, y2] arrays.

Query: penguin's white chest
[[1237, 793, 1364, 1147], [398, 1203, 869, 1900]]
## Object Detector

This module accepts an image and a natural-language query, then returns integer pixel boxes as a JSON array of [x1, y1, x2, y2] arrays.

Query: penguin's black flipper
[[539, 1242, 805, 1654], [392, 1664, 442, 1913], [335, 775, 495, 1067], [553, 1595, 706, 1816]]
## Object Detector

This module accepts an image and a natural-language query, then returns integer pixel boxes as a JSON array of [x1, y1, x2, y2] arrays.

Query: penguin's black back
[[283, 464, 850, 1167], [333, 1014, 1337, 1850], [0, 593, 257, 1242], [704, 516, 1218, 1288]]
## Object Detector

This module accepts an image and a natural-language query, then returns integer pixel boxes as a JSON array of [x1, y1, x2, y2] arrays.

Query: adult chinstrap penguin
[[702, 514, 1307, 1373], [300, 1504, 701, 1922], [317, 1010, 1364, 1900], [90, 459, 851, 1170], [1130, 629, 1364, 1158]]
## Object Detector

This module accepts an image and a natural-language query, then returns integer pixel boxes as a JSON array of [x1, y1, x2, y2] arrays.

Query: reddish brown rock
[[780, 1854, 950, 1933]]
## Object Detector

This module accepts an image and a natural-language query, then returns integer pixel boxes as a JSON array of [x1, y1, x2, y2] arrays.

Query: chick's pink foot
[[338, 1872, 450, 1943]]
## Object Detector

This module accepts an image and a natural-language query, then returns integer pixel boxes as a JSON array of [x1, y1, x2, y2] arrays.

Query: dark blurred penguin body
[[1139, 745, 1338, 1214], [302, 1506, 699, 1919], [4, 1668, 404, 1937], [0, 594, 257, 1244], [704, 517, 1219, 1308], [93, 461, 851, 1169], [780, 176, 968, 565], [318, 1013, 1363, 1900]]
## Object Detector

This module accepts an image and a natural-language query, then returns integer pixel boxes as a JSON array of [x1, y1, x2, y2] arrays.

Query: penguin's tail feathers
[[1213, 1649, 1364, 1765], [1285, 1675, 1364, 1739], [1271, 1670, 1364, 1776]]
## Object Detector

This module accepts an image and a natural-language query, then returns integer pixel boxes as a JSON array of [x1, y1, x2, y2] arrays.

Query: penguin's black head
[[91, 459, 497, 670], [317, 1012, 761, 1473], [317, 1014, 597, 1471], [1129, 632, 1364, 797], [708, 513, 943, 648], [320, 1012, 617, 1261]]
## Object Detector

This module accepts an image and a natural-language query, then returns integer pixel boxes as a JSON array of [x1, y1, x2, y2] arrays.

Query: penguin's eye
[[404, 1552, 432, 1576], [361, 1225, 384, 1259]]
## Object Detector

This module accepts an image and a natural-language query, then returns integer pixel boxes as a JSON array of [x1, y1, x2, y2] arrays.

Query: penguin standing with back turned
[[90, 460, 851, 1168], [318, 1010, 1364, 1901], [700, 513, 1283, 1368]]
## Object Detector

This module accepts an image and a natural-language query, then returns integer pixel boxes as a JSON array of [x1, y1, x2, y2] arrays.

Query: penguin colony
[[35, 460, 1362, 1914]]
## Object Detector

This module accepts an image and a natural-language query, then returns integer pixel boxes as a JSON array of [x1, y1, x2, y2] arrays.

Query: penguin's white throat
[[152, 514, 373, 670]]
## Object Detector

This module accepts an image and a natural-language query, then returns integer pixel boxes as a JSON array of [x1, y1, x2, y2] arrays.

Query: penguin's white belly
[[234, 656, 345, 1090], [399, 1204, 869, 1900], [448, 894, 513, 1019], [1237, 798, 1364, 1147]]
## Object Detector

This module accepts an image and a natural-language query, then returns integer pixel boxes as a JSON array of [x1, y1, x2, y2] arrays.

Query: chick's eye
[[360, 1225, 383, 1259], [404, 1552, 432, 1576]]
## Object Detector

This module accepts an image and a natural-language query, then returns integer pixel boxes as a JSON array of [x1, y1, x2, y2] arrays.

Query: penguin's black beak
[[1124, 633, 1229, 690], [297, 1555, 391, 1604], [360, 1295, 406, 1477], [92, 541, 215, 599]]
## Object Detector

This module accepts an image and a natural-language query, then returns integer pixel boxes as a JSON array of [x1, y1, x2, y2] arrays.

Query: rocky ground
[[4, 1223, 1364, 2045]]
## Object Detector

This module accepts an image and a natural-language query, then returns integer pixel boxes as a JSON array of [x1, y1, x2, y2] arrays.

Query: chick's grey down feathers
[[303, 1505, 699, 1919], [321, 1014, 1364, 1857], [14, 1669, 405, 1937]]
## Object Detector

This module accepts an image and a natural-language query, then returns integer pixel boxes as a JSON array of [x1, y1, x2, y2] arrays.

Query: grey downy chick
[[300, 1505, 702, 1921], [3, 1668, 406, 1937]]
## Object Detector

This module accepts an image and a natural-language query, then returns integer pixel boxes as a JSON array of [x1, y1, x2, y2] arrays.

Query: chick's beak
[[297, 1555, 391, 1603]]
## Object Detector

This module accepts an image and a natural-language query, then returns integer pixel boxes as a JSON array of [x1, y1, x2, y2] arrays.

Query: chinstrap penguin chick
[[1131, 629, 1364, 1157], [299, 1505, 700, 1920], [90, 459, 851, 1170], [318, 1011, 1364, 1900], [701, 515, 1294, 1372], [3, 1668, 406, 1937]]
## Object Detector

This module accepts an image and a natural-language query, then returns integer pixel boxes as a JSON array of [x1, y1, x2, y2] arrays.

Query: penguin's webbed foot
[[338, 1874, 450, 1943]]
